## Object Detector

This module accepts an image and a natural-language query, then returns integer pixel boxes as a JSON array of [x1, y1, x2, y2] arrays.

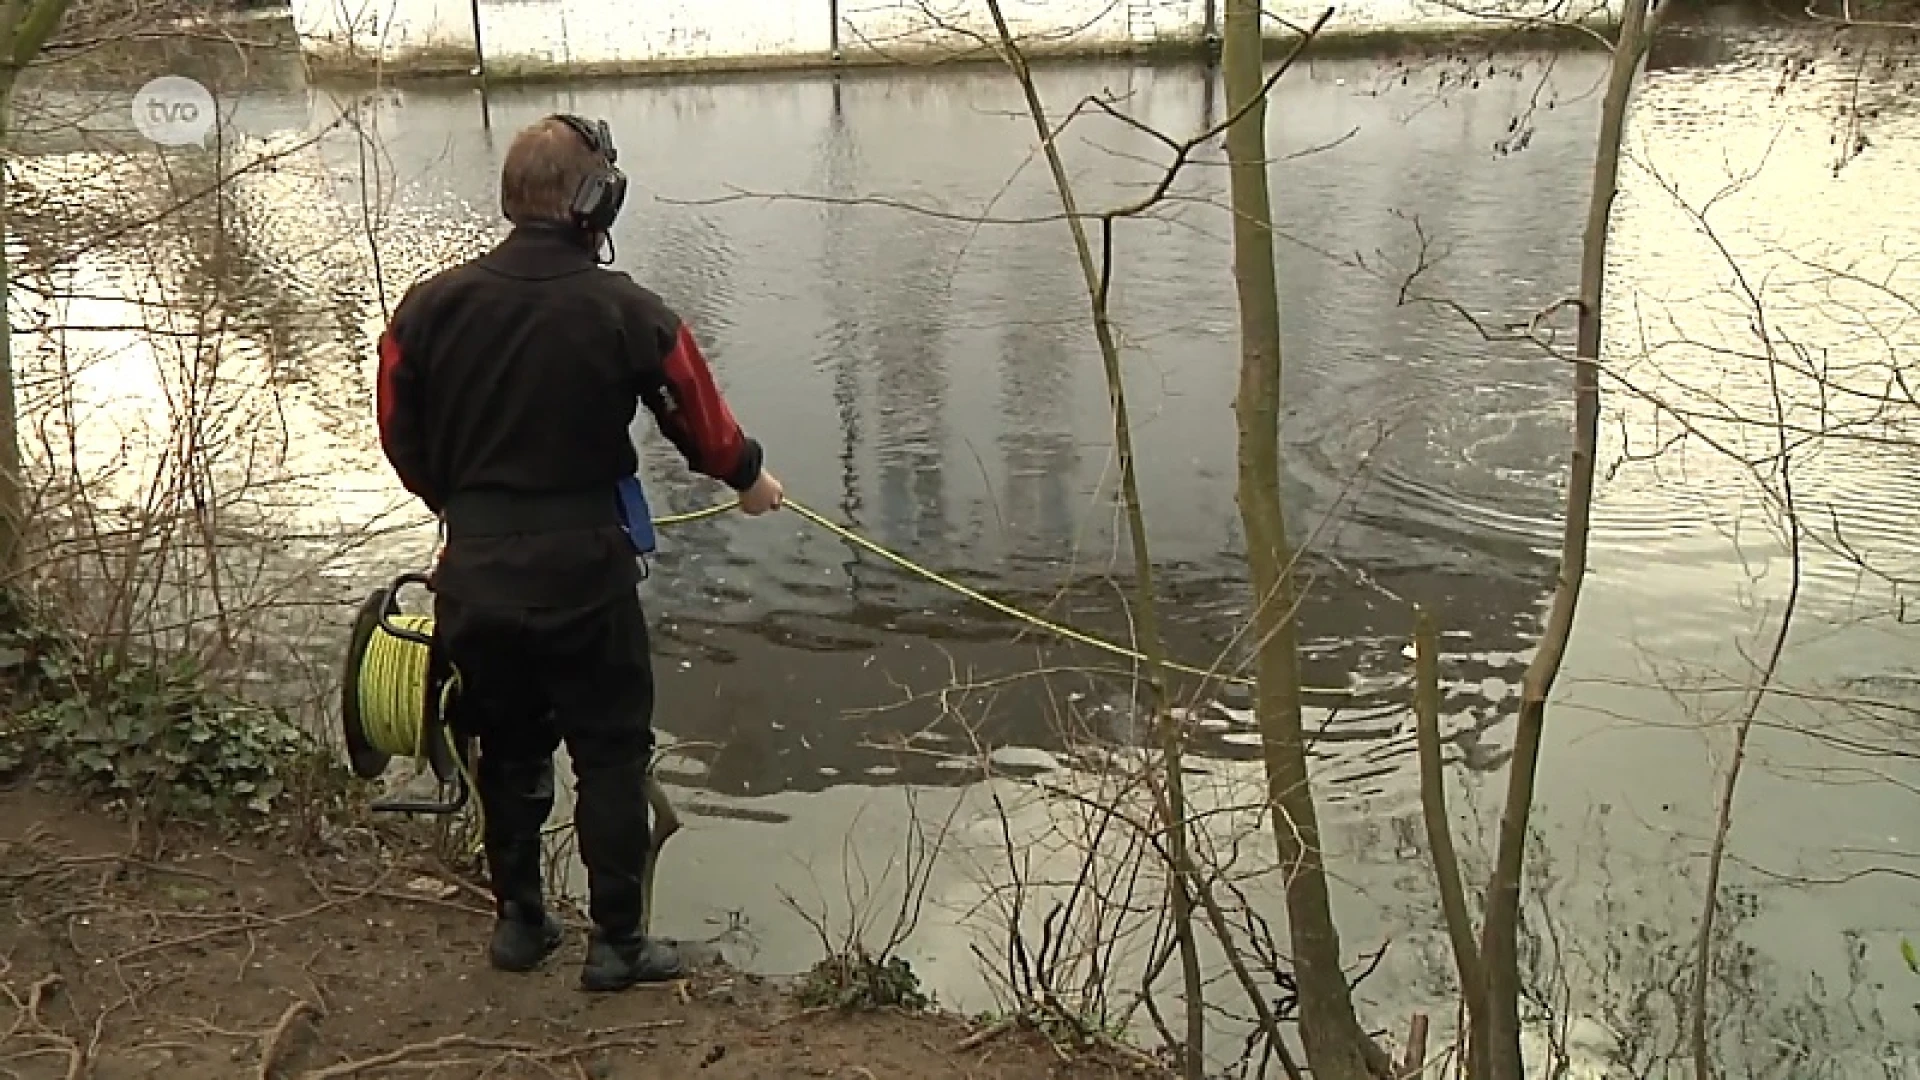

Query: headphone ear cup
[[571, 166, 626, 234], [571, 174, 606, 231], [602, 166, 628, 224]]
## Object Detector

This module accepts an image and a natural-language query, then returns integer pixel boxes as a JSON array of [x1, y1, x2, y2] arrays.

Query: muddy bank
[[0, 785, 1168, 1079]]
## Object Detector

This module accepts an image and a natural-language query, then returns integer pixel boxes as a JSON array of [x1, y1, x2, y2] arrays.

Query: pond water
[[10, 19, 1920, 1078]]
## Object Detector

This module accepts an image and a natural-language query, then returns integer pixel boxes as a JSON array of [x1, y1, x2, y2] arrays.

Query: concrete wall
[[291, 0, 480, 70], [480, 0, 834, 71], [287, 0, 1602, 77]]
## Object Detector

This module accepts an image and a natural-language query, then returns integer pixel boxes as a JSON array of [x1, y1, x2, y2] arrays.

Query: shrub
[[0, 621, 353, 826]]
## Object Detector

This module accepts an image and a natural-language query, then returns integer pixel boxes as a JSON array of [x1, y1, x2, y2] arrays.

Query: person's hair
[[498, 117, 601, 227]]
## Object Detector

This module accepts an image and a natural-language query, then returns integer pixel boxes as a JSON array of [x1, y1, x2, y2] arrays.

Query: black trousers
[[434, 589, 657, 940]]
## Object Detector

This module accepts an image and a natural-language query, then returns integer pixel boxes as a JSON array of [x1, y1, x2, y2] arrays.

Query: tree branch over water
[[834, 0, 1125, 67], [659, 4, 1335, 237], [791, 3, 1434, 1077], [1362, 0, 1664, 1074], [1373, 0, 1916, 1072]]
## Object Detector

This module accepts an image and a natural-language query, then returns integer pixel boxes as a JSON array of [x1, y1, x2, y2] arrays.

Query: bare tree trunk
[[1220, 2, 1387, 1076], [979, 4, 1208, 1074], [1477, 2, 1656, 1076], [0, 0, 77, 587], [0, 67, 22, 583], [1414, 606, 1487, 1075]]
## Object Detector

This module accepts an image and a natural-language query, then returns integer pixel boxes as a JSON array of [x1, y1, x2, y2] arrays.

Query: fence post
[[469, 0, 488, 79], [830, 0, 841, 59]]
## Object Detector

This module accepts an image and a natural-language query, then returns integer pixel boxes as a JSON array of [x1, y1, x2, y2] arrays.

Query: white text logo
[[132, 76, 216, 147]]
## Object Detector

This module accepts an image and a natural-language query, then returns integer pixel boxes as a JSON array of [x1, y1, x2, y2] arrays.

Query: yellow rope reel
[[340, 571, 683, 933], [340, 571, 471, 814]]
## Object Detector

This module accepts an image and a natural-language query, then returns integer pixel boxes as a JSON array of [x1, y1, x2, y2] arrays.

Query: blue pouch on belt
[[615, 474, 657, 556]]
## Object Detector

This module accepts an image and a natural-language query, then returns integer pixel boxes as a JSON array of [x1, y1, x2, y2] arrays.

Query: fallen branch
[[112, 877, 388, 965], [257, 998, 321, 1080], [4, 973, 63, 1040], [0, 852, 220, 886], [298, 1025, 686, 1079], [0, 973, 84, 1080], [952, 1014, 1019, 1052]]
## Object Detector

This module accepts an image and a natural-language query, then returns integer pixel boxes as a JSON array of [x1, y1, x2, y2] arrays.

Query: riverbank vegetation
[[0, 0, 1916, 1077]]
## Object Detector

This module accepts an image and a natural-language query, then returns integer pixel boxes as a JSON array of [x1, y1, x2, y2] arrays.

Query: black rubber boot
[[572, 755, 681, 990], [580, 931, 686, 991], [478, 754, 563, 973], [490, 904, 565, 973]]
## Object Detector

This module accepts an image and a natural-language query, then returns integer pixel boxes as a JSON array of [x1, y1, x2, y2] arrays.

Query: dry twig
[[257, 998, 321, 1080], [298, 1025, 685, 1080]]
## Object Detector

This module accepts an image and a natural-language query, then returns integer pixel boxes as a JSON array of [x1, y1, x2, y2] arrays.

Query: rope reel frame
[[340, 572, 464, 801]]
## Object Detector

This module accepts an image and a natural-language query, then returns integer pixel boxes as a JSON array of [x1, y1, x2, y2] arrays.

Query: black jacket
[[375, 223, 765, 610]]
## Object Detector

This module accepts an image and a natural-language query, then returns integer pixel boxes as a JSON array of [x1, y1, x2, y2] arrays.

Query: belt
[[440, 488, 619, 539]]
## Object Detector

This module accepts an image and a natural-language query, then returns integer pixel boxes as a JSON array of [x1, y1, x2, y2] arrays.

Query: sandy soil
[[0, 786, 1168, 1080]]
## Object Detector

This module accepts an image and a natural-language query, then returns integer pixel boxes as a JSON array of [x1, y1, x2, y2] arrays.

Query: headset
[[551, 113, 629, 237]]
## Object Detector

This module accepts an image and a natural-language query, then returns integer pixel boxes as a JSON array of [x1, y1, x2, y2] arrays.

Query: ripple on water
[[634, 209, 740, 336]]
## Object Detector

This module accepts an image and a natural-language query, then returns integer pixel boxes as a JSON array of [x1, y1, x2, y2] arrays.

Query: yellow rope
[[777, 497, 1297, 693], [351, 490, 1362, 844], [357, 614, 437, 758], [650, 502, 735, 528], [358, 489, 1352, 764], [658, 494, 1353, 694], [355, 618, 483, 844]]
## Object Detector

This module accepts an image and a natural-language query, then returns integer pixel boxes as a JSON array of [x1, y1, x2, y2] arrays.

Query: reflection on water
[[11, 21, 1920, 1077], [995, 242, 1083, 563], [868, 210, 954, 558]]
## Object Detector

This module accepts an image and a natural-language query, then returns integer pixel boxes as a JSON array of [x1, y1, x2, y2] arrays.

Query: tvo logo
[[132, 76, 216, 147]]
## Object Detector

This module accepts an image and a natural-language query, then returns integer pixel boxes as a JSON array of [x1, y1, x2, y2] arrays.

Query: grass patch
[[796, 948, 933, 1012]]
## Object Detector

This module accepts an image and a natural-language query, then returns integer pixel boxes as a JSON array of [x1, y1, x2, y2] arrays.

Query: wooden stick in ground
[[1399, 1012, 1430, 1079], [640, 771, 681, 938]]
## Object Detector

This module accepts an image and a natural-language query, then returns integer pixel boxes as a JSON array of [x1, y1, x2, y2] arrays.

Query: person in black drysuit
[[372, 114, 785, 990]]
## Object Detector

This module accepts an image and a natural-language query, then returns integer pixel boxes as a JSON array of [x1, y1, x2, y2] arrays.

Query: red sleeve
[[376, 322, 440, 511], [652, 323, 764, 491]]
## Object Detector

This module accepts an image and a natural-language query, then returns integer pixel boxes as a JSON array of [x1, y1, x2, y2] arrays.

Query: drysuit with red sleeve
[[374, 220, 764, 987]]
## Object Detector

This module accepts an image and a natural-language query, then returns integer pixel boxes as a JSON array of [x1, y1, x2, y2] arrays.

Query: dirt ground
[[0, 787, 1167, 1080]]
